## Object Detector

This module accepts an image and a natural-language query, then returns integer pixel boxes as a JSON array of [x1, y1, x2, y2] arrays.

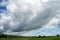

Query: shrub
[[57, 34, 59, 37]]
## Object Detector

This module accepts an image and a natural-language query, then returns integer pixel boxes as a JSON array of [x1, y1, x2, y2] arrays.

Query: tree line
[[0, 34, 60, 38]]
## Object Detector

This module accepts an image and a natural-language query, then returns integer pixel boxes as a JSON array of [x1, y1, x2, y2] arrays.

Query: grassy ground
[[0, 36, 60, 40]]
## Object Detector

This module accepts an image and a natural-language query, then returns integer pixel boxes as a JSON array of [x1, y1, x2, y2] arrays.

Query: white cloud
[[0, 0, 9, 6], [0, 0, 60, 36], [41, 0, 49, 3], [44, 17, 59, 29], [7, 3, 18, 13], [0, 25, 3, 30]]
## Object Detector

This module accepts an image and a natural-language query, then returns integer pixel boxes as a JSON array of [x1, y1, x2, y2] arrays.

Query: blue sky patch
[[0, 6, 7, 10], [0, 0, 3, 2]]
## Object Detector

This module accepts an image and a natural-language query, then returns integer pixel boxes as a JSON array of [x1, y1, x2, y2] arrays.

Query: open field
[[0, 36, 60, 40]]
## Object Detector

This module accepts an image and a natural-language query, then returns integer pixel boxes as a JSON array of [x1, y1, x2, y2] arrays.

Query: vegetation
[[57, 34, 60, 37], [0, 34, 60, 40]]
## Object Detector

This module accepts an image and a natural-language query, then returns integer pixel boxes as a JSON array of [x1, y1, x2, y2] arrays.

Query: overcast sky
[[0, 0, 60, 36]]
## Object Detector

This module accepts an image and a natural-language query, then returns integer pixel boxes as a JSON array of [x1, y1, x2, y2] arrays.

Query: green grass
[[0, 36, 60, 40]]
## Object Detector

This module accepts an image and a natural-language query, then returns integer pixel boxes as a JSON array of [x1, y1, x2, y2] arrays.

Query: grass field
[[0, 36, 60, 40]]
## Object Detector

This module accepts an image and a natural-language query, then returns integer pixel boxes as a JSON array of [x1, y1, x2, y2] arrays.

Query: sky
[[0, 0, 60, 36]]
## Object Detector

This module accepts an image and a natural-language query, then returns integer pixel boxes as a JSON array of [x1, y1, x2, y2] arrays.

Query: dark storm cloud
[[10, 0, 59, 32], [0, 0, 60, 36]]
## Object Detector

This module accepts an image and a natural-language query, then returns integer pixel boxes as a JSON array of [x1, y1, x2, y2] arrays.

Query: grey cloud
[[9, 1, 52, 32], [7, 0, 60, 32], [0, 0, 60, 35]]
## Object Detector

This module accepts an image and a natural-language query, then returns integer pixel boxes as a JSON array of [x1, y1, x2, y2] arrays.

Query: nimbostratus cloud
[[6, 0, 51, 32], [0, 0, 60, 36]]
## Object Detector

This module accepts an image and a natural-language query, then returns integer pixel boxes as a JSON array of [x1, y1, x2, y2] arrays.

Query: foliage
[[57, 34, 60, 37], [0, 34, 60, 40]]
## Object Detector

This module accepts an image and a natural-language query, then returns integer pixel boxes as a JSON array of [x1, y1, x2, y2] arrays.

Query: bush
[[41, 36, 46, 38], [38, 35, 41, 38], [0, 34, 7, 38], [57, 34, 59, 37]]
